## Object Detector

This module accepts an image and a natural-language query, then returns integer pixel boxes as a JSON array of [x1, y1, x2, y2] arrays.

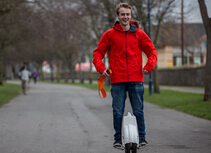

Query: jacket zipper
[[125, 31, 129, 82], [112, 60, 116, 75], [137, 59, 142, 74]]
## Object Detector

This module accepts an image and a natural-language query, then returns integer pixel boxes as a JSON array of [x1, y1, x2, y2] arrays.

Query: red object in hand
[[98, 70, 112, 98]]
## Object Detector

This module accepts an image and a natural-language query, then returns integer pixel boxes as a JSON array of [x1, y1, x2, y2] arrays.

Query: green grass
[[41, 80, 111, 91], [0, 84, 21, 106], [144, 89, 211, 120]]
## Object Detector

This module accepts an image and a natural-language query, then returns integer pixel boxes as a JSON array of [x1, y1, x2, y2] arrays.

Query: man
[[93, 3, 157, 148], [19, 62, 31, 95]]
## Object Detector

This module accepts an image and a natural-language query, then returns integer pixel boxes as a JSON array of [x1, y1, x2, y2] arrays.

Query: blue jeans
[[111, 82, 145, 141]]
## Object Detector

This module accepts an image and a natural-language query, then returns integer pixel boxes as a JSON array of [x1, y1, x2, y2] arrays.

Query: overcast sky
[[181, 0, 211, 23], [27, 0, 211, 23]]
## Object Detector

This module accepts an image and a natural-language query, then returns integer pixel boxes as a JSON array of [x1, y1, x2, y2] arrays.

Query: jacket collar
[[113, 20, 139, 32]]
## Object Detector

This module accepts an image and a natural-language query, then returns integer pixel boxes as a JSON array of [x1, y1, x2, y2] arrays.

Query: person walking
[[93, 3, 157, 148], [19, 62, 31, 95], [32, 70, 38, 84]]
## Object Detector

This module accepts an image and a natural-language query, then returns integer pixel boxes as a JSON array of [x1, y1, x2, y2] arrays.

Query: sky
[[27, 0, 211, 23], [181, 0, 211, 23]]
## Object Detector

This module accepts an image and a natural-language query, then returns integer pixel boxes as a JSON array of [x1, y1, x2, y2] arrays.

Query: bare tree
[[128, 0, 176, 93], [74, 0, 121, 84], [0, 0, 37, 84], [198, 0, 211, 101], [184, 24, 206, 65], [29, 0, 84, 82]]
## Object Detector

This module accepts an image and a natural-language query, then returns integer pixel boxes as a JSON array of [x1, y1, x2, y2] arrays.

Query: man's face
[[117, 7, 131, 27]]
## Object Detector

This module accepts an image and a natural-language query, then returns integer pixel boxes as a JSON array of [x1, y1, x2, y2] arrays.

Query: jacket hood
[[113, 20, 139, 32]]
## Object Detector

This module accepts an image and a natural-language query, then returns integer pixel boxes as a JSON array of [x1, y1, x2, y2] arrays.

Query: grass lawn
[[0, 83, 21, 106], [144, 89, 211, 120]]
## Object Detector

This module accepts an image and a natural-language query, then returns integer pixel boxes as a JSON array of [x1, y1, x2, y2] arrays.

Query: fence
[[12, 65, 205, 87]]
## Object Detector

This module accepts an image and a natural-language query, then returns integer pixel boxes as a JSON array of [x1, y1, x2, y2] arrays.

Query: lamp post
[[181, 0, 184, 65], [50, 54, 54, 82], [81, 34, 85, 84], [148, 0, 152, 95]]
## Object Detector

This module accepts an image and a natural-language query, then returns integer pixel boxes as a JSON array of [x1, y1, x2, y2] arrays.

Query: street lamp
[[148, 0, 152, 95]]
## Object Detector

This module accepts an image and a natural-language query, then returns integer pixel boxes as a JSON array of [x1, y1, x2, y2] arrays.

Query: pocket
[[112, 60, 116, 75], [137, 59, 142, 74]]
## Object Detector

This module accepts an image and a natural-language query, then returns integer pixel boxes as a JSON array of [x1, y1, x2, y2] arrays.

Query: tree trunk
[[79, 60, 82, 83], [0, 42, 4, 85], [198, 0, 211, 101], [64, 67, 68, 83], [203, 31, 211, 101], [89, 61, 92, 84], [88, 50, 93, 84], [70, 68, 75, 84], [153, 65, 160, 93], [56, 60, 60, 83], [38, 63, 44, 81]]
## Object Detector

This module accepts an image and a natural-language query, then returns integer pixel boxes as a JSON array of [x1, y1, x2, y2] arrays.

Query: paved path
[[0, 81, 210, 153]]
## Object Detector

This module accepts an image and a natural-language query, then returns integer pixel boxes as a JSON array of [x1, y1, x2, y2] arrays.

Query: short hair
[[116, 3, 132, 15]]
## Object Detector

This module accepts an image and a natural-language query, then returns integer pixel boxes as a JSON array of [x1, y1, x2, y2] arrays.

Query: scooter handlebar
[[106, 69, 110, 74]]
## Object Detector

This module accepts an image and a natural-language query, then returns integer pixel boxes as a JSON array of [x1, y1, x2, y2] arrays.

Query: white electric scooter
[[117, 112, 139, 153], [105, 70, 139, 152]]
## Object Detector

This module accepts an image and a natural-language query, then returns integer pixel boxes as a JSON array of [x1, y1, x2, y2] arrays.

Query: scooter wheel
[[125, 143, 131, 153], [132, 143, 137, 153]]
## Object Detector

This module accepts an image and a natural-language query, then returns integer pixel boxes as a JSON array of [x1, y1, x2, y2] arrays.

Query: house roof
[[156, 23, 206, 48]]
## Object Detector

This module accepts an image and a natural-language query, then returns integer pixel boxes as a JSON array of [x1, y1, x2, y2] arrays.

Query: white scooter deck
[[114, 112, 140, 152]]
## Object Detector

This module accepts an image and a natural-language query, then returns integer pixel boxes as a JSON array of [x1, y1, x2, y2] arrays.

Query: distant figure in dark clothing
[[32, 70, 38, 84], [19, 62, 31, 95]]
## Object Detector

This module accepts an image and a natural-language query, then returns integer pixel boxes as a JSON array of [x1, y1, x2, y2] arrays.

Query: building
[[143, 23, 207, 69]]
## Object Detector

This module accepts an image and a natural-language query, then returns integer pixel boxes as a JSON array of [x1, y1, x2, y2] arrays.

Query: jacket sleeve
[[93, 31, 110, 74], [139, 31, 157, 73]]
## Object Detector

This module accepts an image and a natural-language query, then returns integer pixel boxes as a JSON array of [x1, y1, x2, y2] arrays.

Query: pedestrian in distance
[[32, 70, 39, 84], [19, 62, 31, 95], [93, 2, 157, 149]]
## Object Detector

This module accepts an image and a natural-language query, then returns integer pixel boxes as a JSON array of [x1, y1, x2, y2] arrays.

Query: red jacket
[[93, 20, 157, 84]]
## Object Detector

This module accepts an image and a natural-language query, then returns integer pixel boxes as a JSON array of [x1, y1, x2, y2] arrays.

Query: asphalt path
[[0, 82, 211, 153]]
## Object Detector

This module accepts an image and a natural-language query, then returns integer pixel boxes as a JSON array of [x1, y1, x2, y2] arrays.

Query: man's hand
[[142, 69, 149, 75], [102, 69, 110, 77]]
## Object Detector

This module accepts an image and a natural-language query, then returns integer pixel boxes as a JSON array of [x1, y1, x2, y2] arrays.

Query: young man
[[93, 3, 157, 148], [19, 62, 31, 95]]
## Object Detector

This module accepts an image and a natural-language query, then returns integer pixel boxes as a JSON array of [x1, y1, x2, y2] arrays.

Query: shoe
[[139, 138, 148, 147], [113, 139, 122, 148]]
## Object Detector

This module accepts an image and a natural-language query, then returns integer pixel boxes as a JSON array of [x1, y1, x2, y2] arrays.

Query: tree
[[74, 0, 121, 84], [0, 0, 34, 85], [198, 0, 211, 101], [129, 0, 176, 93], [0, 0, 14, 85], [31, 0, 83, 82]]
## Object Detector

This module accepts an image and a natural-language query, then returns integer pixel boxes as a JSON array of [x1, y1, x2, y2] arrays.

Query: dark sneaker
[[113, 139, 122, 148], [139, 138, 148, 147]]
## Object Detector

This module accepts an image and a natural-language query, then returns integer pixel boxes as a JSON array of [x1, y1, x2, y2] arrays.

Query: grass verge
[[144, 88, 211, 120], [41, 80, 110, 91], [0, 83, 21, 106]]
